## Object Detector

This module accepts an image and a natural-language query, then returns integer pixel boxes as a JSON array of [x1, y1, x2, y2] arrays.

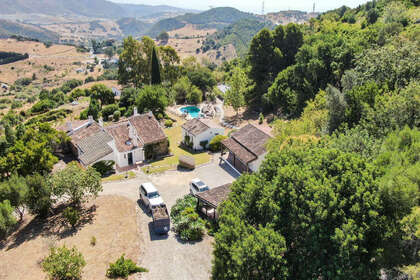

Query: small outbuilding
[[195, 183, 232, 220], [221, 124, 272, 173], [181, 118, 224, 150]]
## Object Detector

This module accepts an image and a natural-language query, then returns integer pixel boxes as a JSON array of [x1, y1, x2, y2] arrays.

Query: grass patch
[[102, 171, 136, 183], [142, 116, 211, 174]]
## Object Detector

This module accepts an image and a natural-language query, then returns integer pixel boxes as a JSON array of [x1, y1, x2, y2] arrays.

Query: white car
[[189, 178, 209, 196], [139, 182, 165, 212]]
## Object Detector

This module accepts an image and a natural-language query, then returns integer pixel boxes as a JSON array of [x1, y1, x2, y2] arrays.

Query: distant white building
[[181, 118, 224, 150]]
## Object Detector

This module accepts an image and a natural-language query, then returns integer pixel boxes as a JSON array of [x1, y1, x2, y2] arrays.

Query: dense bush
[[102, 104, 119, 121], [209, 135, 227, 152], [92, 160, 115, 177], [63, 207, 80, 228], [42, 245, 86, 280], [171, 195, 205, 241], [164, 119, 173, 127], [0, 52, 28, 65], [106, 254, 148, 278]]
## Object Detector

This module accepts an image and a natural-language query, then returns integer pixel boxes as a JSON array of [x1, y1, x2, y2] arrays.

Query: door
[[128, 152, 133, 165]]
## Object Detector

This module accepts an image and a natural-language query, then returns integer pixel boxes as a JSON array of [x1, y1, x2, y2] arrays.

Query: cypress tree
[[151, 47, 161, 85]]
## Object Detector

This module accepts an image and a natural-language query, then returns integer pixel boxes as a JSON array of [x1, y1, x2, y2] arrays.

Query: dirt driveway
[[100, 162, 237, 280]]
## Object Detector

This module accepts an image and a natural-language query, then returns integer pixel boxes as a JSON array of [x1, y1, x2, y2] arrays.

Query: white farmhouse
[[60, 110, 169, 169], [181, 118, 224, 150]]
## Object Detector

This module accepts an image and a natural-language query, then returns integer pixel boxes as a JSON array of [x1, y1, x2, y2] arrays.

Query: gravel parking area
[[100, 162, 237, 280]]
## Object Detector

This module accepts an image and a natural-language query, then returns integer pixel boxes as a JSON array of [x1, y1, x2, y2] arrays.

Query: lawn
[[142, 115, 211, 174], [102, 171, 136, 183]]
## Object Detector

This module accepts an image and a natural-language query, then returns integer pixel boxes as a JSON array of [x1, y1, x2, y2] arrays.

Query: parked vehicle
[[139, 182, 165, 212], [189, 178, 209, 196], [151, 205, 170, 234]]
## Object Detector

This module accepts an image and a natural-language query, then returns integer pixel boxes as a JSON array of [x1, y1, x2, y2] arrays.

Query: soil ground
[[0, 195, 141, 280]]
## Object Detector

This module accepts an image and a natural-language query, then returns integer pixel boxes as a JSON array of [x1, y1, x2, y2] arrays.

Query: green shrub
[[170, 195, 205, 241], [200, 140, 208, 150], [92, 160, 115, 177], [102, 104, 119, 121], [259, 113, 264, 124], [63, 207, 80, 228], [164, 119, 173, 127], [85, 76, 95, 84], [11, 100, 22, 109], [209, 135, 227, 152], [106, 254, 148, 278], [30, 99, 55, 114], [42, 245, 86, 280], [113, 110, 121, 122], [90, 236, 96, 246], [79, 109, 88, 120]]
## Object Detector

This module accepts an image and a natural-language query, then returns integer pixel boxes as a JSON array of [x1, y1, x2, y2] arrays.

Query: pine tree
[[151, 47, 161, 85]]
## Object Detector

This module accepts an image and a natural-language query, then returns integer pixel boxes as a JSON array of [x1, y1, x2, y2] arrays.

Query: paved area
[[100, 161, 238, 280]]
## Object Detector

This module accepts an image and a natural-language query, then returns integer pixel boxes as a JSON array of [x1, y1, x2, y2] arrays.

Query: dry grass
[[0, 39, 105, 86], [0, 195, 141, 280], [164, 25, 236, 64]]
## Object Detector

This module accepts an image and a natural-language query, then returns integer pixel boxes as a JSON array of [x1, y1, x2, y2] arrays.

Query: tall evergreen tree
[[151, 47, 161, 85]]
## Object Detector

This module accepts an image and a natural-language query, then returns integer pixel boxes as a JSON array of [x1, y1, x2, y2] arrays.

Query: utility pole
[[262, 0, 266, 25]]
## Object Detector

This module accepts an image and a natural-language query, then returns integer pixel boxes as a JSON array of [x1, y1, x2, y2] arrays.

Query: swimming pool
[[180, 106, 201, 118]]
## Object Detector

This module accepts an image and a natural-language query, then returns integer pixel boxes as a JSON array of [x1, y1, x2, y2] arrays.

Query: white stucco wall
[[248, 152, 268, 172], [116, 148, 144, 167], [107, 140, 144, 167], [182, 127, 225, 150]]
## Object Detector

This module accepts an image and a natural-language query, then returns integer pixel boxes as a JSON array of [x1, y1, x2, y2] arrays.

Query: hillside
[[203, 18, 271, 57], [116, 18, 152, 37], [0, 0, 196, 20], [0, 0, 126, 18], [0, 20, 59, 42], [118, 4, 199, 19], [147, 7, 258, 37]]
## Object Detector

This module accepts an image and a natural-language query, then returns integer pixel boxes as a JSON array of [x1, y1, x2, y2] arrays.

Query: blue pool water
[[180, 106, 201, 118]]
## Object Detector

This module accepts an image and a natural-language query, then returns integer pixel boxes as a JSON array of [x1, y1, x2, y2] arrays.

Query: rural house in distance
[[61, 110, 169, 168]]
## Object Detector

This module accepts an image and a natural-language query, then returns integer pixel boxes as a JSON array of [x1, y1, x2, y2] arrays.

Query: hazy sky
[[111, 0, 370, 13]]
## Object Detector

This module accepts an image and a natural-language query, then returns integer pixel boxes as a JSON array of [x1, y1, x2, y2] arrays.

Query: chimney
[[66, 121, 72, 132], [88, 115, 93, 125], [99, 117, 104, 128], [133, 107, 138, 116]]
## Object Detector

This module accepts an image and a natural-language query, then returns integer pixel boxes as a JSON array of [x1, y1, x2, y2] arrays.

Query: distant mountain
[[116, 18, 152, 37], [0, 0, 126, 19], [0, 0, 197, 20], [118, 4, 199, 18], [0, 19, 59, 42], [148, 7, 258, 37]]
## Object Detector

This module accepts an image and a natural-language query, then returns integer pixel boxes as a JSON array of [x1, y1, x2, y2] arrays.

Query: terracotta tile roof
[[129, 113, 167, 145], [222, 124, 272, 164], [222, 137, 256, 163], [182, 118, 209, 136], [70, 122, 103, 145], [77, 131, 113, 166], [106, 121, 139, 153], [231, 124, 271, 156], [56, 120, 89, 133], [182, 118, 221, 136], [196, 183, 232, 208]]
